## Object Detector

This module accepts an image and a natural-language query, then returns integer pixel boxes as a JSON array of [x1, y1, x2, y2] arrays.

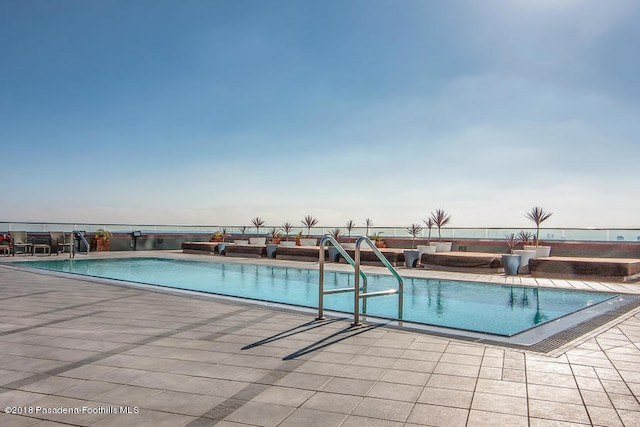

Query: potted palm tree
[[327, 228, 342, 262], [364, 218, 373, 237], [280, 222, 296, 246], [418, 217, 437, 259], [524, 207, 553, 257], [343, 219, 356, 249], [512, 230, 536, 273], [404, 224, 423, 268], [429, 209, 452, 252], [235, 226, 249, 245], [216, 228, 229, 255], [300, 215, 319, 246], [502, 233, 522, 275], [265, 227, 282, 258], [250, 217, 266, 245]]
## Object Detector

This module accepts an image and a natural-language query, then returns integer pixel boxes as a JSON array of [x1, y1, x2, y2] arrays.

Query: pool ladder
[[69, 231, 90, 259], [317, 235, 403, 326]]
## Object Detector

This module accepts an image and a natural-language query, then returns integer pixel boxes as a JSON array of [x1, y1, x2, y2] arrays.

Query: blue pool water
[[15, 257, 616, 337]]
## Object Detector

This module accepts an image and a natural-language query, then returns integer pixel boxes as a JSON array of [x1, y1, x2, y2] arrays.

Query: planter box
[[91, 238, 110, 252], [524, 245, 551, 257], [529, 256, 640, 282], [429, 242, 452, 252], [225, 244, 266, 258]]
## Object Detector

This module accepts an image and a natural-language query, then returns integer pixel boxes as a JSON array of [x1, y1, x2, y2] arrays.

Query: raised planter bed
[[275, 246, 328, 262], [421, 251, 504, 273], [182, 242, 219, 254], [338, 248, 406, 267], [224, 244, 266, 258], [529, 256, 640, 282]]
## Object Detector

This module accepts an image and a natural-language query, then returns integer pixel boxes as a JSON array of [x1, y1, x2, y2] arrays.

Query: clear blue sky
[[2, 0, 639, 228]]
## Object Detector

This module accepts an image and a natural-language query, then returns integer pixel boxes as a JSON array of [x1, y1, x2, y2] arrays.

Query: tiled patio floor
[[1, 252, 639, 426]]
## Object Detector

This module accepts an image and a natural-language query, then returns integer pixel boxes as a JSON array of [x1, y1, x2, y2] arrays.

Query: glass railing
[[1, 222, 639, 242]]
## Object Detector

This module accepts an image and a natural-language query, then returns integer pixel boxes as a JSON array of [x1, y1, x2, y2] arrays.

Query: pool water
[[15, 257, 616, 337]]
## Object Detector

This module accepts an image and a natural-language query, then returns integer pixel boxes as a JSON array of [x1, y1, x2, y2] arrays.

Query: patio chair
[[49, 231, 73, 255], [9, 231, 33, 256]]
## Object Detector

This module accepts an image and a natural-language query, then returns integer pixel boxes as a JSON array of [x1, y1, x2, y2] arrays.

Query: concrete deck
[[1, 251, 640, 426]]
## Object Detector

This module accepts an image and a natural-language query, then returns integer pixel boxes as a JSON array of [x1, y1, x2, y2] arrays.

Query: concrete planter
[[265, 244, 278, 258], [524, 245, 551, 257], [249, 237, 266, 245], [429, 242, 452, 252], [234, 239, 249, 245], [502, 254, 521, 276], [327, 247, 340, 262], [513, 249, 537, 273], [216, 242, 227, 256], [404, 250, 420, 268], [280, 241, 296, 247], [300, 238, 317, 246]]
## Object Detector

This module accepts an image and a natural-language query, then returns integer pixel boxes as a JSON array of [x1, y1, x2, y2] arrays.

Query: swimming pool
[[13, 257, 620, 337]]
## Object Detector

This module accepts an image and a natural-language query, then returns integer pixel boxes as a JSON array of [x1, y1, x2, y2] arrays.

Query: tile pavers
[[1, 253, 640, 426], [406, 403, 469, 426]]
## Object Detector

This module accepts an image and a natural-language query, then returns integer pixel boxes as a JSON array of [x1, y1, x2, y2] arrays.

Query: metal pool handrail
[[317, 235, 368, 321], [70, 231, 90, 259], [317, 235, 404, 326], [354, 236, 404, 326]]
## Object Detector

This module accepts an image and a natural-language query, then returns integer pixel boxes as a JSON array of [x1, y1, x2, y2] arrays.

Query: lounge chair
[[49, 231, 73, 255], [9, 231, 33, 256]]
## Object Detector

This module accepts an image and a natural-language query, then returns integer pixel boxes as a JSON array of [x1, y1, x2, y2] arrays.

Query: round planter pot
[[429, 242, 452, 252], [280, 241, 296, 247], [300, 238, 318, 246], [265, 244, 278, 258], [249, 237, 266, 245], [512, 249, 537, 273], [216, 242, 227, 256], [502, 254, 522, 276], [234, 239, 249, 245], [327, 247, 340, 262], [524, 245, 551, 257], [404, 250, 420, 268]]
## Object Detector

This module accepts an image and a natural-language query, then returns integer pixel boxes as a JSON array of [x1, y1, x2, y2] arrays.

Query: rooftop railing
[[2, 222, 640, 242]]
